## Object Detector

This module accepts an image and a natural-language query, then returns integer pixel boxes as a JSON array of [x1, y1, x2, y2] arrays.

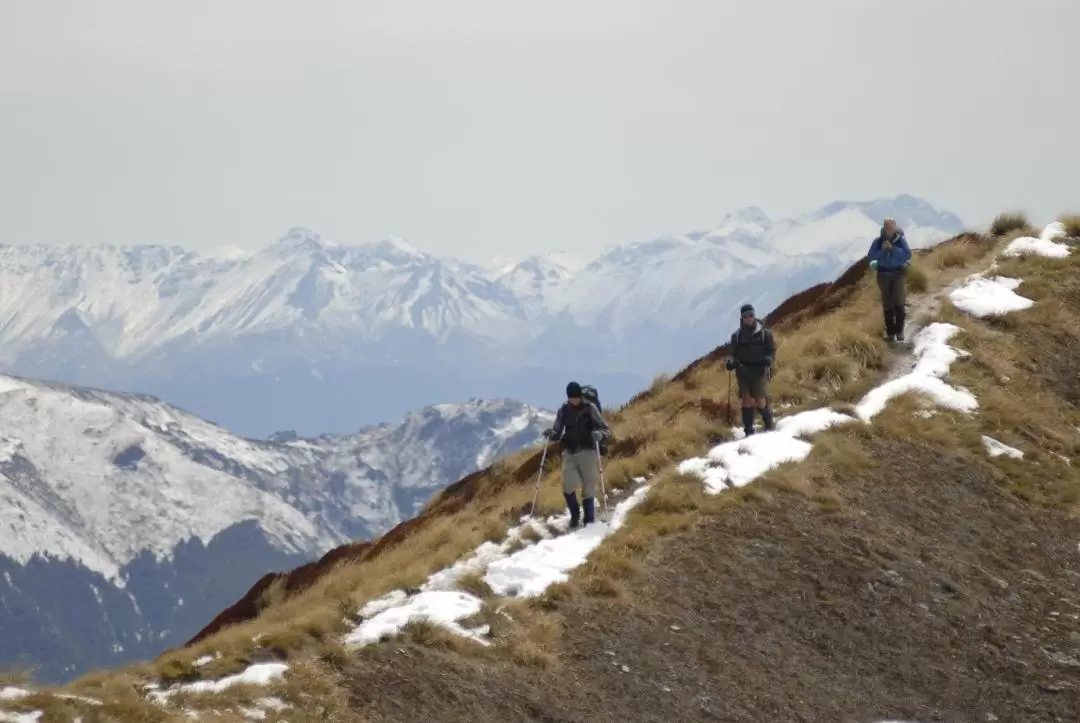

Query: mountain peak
[[363, 236, 426, 261], [275, 228, 329, 252], [817, 194, 965, 233], [720, 206, 772, 227]]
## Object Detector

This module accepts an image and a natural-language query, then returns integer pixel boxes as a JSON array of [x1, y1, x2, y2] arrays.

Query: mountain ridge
[[0, 372, 553, 681], [0, 194, 965, 436]]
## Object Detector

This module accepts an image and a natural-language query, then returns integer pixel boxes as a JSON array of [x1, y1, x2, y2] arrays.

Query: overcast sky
[[0, 0, 1075, 261]]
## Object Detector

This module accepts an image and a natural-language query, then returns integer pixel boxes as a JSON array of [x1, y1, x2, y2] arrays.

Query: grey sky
[[0, 0, 1075, 262]]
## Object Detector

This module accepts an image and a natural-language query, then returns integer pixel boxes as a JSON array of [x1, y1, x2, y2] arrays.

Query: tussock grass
[[990, 211, 1031, 237], [906, 263, 929, 292], [1059, 213, 1080, 238], [456, 570, 495, 599], [0, 667, 33, 686], [933, 238, 986, 269]]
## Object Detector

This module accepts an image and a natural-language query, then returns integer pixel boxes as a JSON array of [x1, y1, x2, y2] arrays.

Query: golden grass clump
[[1057, 213, 1080, 238], [989, 211, 1031, 237]]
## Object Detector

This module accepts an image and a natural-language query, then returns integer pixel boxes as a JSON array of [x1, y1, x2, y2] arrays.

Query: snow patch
[[1001, 221, 1071, 259], [855, 323, 977, 421], [678, 409, 852, 494], [981, 436, 1024, 459], [149, 662, 288, 701], [344, 590, 488, 647], [345, 482, 651, 648], [948, 275, 1033, 318], [0, 712, 41, 723], [485, 484, 651, 596]]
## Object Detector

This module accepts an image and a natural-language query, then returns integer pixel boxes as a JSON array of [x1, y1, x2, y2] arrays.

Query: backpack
[[579, 384, 608, 455], [580, 384, 601, 412]]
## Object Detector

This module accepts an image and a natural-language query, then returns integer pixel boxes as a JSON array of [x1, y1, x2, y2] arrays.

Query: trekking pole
[[727, 370, 733, 427], [594, 440, 610, 522], [528, 443, 549, 519]]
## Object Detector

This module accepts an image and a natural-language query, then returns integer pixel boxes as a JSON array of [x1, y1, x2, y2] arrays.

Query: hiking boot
[[883, 308, 897, 340], [564, 492, 580, 529], [582, 497, 596, 525], [894, 307, 906, 341], [741, 406, 755, 436]]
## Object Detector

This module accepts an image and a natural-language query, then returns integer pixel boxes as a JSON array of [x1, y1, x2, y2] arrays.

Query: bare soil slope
[[344, 437, 1080, 722]]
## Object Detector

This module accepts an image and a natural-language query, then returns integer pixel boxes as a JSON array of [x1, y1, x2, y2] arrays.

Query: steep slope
[[0, 195, 964, 437], [12, 215, 1075, 722], [0, 375, 552, 682]]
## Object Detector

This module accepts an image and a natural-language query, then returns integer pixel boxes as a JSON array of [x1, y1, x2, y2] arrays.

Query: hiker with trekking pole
[[866, 216, 913, 343], [725, 303, 777, 436], [533, 382, 611, 528]]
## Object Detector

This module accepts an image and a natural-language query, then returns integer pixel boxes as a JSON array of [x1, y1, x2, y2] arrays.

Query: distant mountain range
[[0, 374, 551, 682], [0, 194, 965, 437]]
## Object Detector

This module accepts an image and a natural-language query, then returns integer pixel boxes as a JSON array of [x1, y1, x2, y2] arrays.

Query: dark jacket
[[867, 229, 912, 274], [729, 320, 775, 370], [550, 401, 610, 454]]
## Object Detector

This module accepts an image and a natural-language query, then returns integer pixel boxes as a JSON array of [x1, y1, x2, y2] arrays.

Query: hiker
[[724, 304, 776, 435], [867, 217, 913, 342], [541, 382, 610, 529]]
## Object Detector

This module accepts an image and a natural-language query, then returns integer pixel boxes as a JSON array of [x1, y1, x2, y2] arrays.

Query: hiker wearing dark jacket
[[542, 381, 610, 529], [867, 217, 913, 342], [725, 304, 776, 435]]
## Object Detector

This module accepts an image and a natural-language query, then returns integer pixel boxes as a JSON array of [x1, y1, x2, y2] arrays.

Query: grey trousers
[[877, 270, 907, 310], [562, 448, 599, 498]]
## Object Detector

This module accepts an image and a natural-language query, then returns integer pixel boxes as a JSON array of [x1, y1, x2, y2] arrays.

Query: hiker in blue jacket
[[867, 217, 913, 342]]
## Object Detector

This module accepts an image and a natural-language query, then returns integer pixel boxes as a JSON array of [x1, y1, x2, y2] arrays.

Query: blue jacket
[[867, 229, 912, 274]]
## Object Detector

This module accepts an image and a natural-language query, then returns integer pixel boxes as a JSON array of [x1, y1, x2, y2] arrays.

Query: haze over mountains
[[0, 375, 552, 682], [0, 194, 964, 438]]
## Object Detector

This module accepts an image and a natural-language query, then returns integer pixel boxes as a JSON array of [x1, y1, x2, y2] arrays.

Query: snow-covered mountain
[[0, 194, 965, 436], [0, 373, 552, 682]]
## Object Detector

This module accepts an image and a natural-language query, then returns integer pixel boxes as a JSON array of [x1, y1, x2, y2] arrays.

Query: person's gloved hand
[[904, 259, 912, 268], [725, 358, 736, 371], [541, 428, 553, 440], [591, 430, 604, 442], [868, 260, 879, 271]]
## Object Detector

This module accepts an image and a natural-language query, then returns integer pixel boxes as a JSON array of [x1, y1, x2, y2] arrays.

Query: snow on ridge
[[948, 275, 1033, 318], [677, 320, 977, 496], [1001, 221, 1072, 259], [140, 483, 652, 704], [981, 435, 1024, 459], [854, 323, 977, 422], [344, 483, 652, 648]]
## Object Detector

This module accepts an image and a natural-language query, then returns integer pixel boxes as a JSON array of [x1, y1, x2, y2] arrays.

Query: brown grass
[[1058, 212, 1080, 238], [906, 262, 929, 292], [989, 210, 1031, 236]]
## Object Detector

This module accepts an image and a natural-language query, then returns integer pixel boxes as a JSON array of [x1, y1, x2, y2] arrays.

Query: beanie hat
[[740, 304, 755, 316], [566, 381, 582, 398]]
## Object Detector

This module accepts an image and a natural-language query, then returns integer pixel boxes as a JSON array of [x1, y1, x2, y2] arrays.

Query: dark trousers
[[877, 270, 907, 336]]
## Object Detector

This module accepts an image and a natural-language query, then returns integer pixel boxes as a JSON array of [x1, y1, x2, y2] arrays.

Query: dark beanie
[[566, 381, 582, 398], [740, 303, 755, 315]]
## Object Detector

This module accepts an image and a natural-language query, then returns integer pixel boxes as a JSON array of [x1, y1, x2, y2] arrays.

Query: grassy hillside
[[3, 212, 1079, 722]]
